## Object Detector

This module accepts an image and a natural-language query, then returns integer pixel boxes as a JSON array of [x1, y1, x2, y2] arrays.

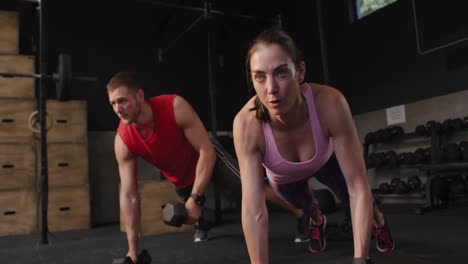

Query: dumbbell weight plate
[[163, 201, 187, 227]]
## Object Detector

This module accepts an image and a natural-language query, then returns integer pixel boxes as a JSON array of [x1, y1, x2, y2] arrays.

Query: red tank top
[[117, 95, 198, 187]]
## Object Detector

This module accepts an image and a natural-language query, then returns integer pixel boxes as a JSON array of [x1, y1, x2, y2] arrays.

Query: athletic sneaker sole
[[294, 238, 310, 243], [308, 215, 327, 253]]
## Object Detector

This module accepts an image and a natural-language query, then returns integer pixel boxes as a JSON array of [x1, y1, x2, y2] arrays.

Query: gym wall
[[4, 0, 468, 128], [322, 0, 468, 115]]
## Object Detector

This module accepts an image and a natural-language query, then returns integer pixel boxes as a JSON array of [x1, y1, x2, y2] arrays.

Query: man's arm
[[323, 87, 373, 258], [233, 112, 269, 264], [115, 134, 140, 262], [173, 96, 216, 221]]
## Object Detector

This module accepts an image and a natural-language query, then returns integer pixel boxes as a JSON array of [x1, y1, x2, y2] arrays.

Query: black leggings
[[269, 154, 375, 217]]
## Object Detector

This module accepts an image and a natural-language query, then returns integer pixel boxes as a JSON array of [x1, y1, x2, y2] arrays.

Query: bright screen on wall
[[355, 0, 398, 19]]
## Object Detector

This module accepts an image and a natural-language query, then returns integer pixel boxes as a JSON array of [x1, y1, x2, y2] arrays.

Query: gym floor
[[0, 204, 466, 264]]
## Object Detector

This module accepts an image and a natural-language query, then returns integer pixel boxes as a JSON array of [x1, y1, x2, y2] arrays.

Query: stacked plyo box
[[0, 10, 37, 237], [0, 10, 90, 236], [0, 10, 19, 55], [35, 100, 91, 232]]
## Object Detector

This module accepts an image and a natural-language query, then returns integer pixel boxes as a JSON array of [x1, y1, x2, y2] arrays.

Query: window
[[355, 0, 398, 19]]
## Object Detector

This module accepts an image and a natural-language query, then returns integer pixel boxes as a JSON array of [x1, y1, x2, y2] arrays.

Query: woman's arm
[[321, 86, 373, 258], [233, 112, 269, 264]]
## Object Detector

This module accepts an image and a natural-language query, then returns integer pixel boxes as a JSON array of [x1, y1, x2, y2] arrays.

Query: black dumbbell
[[398, 152, 416, 165], [375, 152, 388, 168], [366, 153, 386, 168], [163, 201, 216, 230], [413, 148, 429, 164], [414, 124, 427, 137], [394, 180, 409, 194], [407, 175, 422, 191], [385, 151, 399, 167], [374, 129, 388, 143], [390, 177, 401, 189], [443, 143, 462, 162], [441, 118, 454, 133], [441, 118, 465, 133], [459, 141, 468, 162], [381, 128, 394, 142], [397, 153, 406, 165], [112, 249, 152, 264], [426, 120, 441, 134], [353, 257, 374, 264], [379, 182, 393, 194], [452, 118, 465, 131], [387, 126, 404, 140]]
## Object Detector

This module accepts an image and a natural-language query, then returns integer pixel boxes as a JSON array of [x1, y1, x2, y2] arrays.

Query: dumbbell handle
[[163, 202, 214, 229], [185, 207, 213, 225], [352, 258, 374, 264], [111, 257, 133, 264], [112, 249, 151, 264]]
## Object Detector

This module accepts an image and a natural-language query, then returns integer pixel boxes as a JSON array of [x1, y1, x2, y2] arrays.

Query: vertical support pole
[[316, 0, 329, 84], [205, 1, 222, 222], [38, 0, 49, 245], [205, 1, 217, 138]]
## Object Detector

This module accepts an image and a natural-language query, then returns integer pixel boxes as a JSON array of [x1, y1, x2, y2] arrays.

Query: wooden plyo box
[[45, 185, 91, 232], [0, 55, 35, 99], [0, 98, 35, 143], [120, 180, 193, 236], [36, 143, 89, 187], [0, 188, 37, 236], [34, 100, 87, 143], [0, 11, 19, 54], [0, 143, 35, 190]]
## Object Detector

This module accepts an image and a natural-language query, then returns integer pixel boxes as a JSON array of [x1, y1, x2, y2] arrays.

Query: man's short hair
[[107, 71, 142, 93]]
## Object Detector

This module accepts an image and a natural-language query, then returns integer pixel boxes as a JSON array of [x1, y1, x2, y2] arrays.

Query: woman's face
[[249, 43, 304, 117]]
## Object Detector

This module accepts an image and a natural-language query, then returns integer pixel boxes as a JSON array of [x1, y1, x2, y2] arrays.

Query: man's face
[[108, 86, 142, 125]]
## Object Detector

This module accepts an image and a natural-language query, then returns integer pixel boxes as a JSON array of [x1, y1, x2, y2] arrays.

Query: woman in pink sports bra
[[233, 27, 394, 264]]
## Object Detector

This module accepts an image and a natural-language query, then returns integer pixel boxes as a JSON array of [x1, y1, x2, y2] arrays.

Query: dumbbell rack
[[364, 132, 429, 207], [416, 163, 468, 214], [416, 127, 468, 214], [364, 124, 468, 215]]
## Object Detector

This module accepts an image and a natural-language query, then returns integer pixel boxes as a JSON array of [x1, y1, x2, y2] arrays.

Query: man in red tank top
[[107, 71, 217, 263]]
